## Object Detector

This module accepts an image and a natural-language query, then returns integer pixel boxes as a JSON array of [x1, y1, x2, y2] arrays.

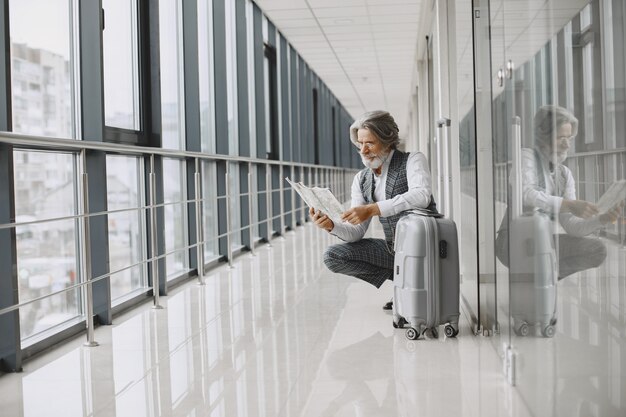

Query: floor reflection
[[2, 224, 537, 417]]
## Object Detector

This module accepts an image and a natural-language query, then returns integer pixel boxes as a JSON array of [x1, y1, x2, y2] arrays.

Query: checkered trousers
[[323, 238, 394, 288]]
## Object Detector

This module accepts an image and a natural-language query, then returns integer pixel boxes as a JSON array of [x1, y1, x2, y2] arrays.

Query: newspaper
[[285, 177, 345, 223], [596, 179, 626, 214]]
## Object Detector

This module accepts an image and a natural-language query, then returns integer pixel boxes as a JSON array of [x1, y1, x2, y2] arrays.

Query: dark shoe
[[382, 299, 393, 310]]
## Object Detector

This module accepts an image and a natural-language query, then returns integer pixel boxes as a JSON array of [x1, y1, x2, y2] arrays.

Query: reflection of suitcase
[[508, 212, 557, 337], [392, 212, 460, 340]]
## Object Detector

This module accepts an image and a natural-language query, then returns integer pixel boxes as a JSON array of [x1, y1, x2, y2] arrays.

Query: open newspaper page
[[596, 179, 626, 214], [285, 177, 345, 224]]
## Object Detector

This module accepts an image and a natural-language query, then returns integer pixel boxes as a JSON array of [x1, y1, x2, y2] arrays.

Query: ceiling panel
[[256, 0, 424, 134]]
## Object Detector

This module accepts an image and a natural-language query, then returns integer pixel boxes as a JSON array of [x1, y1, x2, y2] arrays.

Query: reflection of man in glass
[[497, 105, 622, 279]]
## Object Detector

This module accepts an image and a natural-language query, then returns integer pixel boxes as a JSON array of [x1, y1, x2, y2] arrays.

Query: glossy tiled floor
[[0, 223, 536, 417]]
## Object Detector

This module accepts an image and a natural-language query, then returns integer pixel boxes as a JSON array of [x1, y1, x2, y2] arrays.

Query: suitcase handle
[[406, 208, 444, 218]]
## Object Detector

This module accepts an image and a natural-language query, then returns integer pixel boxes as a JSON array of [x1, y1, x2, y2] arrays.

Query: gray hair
[[534, 105, 578, 147], [349, 110, 400, 149]]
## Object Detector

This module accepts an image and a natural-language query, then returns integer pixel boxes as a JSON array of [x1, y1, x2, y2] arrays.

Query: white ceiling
[[254, 0, 424, 137], [254, 0, 588, 143]]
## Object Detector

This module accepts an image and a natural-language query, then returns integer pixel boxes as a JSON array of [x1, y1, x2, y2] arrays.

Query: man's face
[[552, 123, 573, 164], [357, 128, 390, 170]]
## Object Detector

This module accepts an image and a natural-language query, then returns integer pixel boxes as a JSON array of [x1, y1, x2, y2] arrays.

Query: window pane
[[106, 155, 147, 303], [163, 158, 188, 278], [198, 0, 216, 154], [14, 151, 80, 341], [202, 161, 219, 260], [10, 0, 76, 138], [160, 0, 185, 150], [228, 162, 241, 247], [103, 0, 140, 130]]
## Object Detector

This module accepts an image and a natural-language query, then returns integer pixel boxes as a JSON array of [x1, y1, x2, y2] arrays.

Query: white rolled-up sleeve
[[329, 172, 371, 242], [376, 152, 432, 217]]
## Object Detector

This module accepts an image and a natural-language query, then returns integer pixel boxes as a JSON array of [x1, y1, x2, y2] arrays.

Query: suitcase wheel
[[393, 317, 407, 329], [405, 327, 420, 340], [542, 324, 555, 338], [444, 324, 459, 338], [515, 322, 530, 337]]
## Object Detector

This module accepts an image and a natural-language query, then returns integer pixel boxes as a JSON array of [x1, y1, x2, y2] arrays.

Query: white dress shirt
[[517, 147, 602, 237], [330, 150, 433, 242]]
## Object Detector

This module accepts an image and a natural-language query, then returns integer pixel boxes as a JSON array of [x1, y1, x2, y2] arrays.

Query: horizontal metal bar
[[0, 132, 352, 171]]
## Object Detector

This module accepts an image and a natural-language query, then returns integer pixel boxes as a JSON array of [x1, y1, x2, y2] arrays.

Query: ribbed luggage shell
[[392, 213, 460, 339], [508, 213, 557, 337]]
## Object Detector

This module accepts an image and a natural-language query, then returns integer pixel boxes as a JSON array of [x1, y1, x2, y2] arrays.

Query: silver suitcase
[[392, 213, 460, 340], [508, 213, 557, 337]]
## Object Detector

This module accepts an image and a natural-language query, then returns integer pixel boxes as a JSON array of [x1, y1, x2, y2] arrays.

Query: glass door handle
[[497, 68, 504, 87], [506, 60, 515, 79]]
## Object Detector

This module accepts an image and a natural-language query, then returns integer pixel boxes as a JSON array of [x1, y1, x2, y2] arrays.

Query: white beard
[[361, 150, 390, 170], [555, 151, 568, 164]]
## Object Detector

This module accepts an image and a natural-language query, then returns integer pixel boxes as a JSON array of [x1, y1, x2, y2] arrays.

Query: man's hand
[[341, 203, 380, 225], [561, 199, 599, 218], [309, 207, 334, 232], [599, 201, 624, 225]]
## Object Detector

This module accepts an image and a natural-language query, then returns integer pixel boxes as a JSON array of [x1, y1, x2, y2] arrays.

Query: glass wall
[[159, 0, 185, 150], [454, 0, 480, 332], [9, 0, 77, 138], [198, 0, 216, 154], [0, 0, 357, 366], [163, 157, 189, 279], [106, 155, 147, 303], [13, 151, 81, 342], [103, 0, 140, 130], [477, 0, 626, 413]]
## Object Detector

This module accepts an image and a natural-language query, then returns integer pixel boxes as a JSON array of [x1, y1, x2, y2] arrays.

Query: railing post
[[279, 164, 285, 237], [291, 165, 296, 229], [248, 162, 255, 256], [149, 155, 163, 309], [225, 163, 233, 268], [266, 163, 272, 247], [80, 150, 98, 347], [194, 158, 205, 285]]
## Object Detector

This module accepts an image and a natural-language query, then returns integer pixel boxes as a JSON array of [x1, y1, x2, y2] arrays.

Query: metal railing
[[0, 131, 357, 349]]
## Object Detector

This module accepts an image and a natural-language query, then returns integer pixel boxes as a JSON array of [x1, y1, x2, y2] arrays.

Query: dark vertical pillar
[[279, 36, 291, 229], [253, 4, 268, 241], [213, 0, 229, 254], [235, 0, 250, 247], [291, 49, 300, 164], [182, 0, 200, 272], [0, 0, 21, 373], [312, 87, 320, 164], [144, 0, 166, 295], [80, 0, 111, 325]]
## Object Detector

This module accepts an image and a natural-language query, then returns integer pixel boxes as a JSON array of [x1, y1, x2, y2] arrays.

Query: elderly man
[[496, 105, 622, 278], [310, 110, 436, 309]]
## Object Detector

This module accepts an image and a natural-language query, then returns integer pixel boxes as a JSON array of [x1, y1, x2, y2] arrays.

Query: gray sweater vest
[[359, 150, 436, 249]]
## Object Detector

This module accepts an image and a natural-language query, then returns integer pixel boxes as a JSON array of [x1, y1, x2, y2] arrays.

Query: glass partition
[[485, 0, 626, 413], [106, 155, 148, 303], [163, 157, 189, 278], [13, 151, 81, 342]]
